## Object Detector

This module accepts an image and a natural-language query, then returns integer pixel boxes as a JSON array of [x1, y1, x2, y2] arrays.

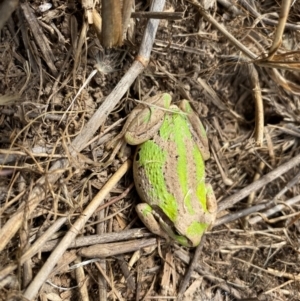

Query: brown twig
[[41, 228, 151, 252], [101, 0, 123, 47], [268, 0, 292, 58], [95, 261, 125, 301], [78, 238, 157, 258], [187, 0, 257, 60], [132, 11, 183, 19], [216, 192, 300, 227], [247, 64, 264, 145], [174, 248, 242, 299], [218, 154, 300, 212], [23, 160, 131, 300], [74, 256, 89, 301], [0, 228, 151, 282], [96, 195, 108, 300], [20, 2, 57, 75], [239, 0, 300, 31], [177, 236, 206, 300]]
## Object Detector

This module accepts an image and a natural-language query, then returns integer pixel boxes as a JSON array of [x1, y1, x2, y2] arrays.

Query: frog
[[114, 92, 217, 247]]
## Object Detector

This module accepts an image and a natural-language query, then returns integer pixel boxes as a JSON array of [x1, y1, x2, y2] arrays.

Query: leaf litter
[[0, 0, 300, 300]]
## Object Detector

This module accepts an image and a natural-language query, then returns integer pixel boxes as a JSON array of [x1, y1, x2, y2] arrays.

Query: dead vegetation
[[1, 0, 300, 300]]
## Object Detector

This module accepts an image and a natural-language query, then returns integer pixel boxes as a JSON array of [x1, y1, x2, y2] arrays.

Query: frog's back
[[133, 110, 213, 242]]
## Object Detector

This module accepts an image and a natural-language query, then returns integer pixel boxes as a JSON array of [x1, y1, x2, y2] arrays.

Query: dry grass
[[1, 0, 300, 300]]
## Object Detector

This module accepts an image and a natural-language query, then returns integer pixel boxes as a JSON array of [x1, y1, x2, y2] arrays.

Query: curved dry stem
[[247, 64, 264, 146], [218, 153, 300, 212], [23, 160, 131, 300], [268, 0, 292, 58], [188, 0, 257, 60]]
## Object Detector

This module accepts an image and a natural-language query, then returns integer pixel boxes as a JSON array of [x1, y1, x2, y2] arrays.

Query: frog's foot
[[205, 183, 218, 216], [103, 139, 131, 168], [136, 203, 170, 241], [105, 104, 147, 161]]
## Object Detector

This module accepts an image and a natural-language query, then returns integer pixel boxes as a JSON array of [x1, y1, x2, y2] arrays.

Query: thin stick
[[218, 154, 300, 211], [268, 0, 292, 58], [174, 247, 242, 299], [239, 0, 300, 30], [247, 64, 264, 145], [23, 160, 131, 300], [131, 11, 183, 20], [41, 228, 151, 252], [187, 0, 256, 60], [20, 2, 57, 75], [177, 236, 206, 299]]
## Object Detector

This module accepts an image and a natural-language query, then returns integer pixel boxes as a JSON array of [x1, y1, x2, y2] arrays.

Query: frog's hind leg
[[136, 203, 170, 240]]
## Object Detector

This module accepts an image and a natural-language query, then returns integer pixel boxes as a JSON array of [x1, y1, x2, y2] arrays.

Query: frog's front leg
[[106, 93, 171, 162], [124, 93, 172, 145], [106, 93, 172, 157]]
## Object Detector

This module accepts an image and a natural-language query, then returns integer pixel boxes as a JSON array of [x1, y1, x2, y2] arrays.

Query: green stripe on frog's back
[[193, 144, 207, 212], [159, 112, 192, 215], [136, 138, 178, 222], [160, 111, 207, 215]]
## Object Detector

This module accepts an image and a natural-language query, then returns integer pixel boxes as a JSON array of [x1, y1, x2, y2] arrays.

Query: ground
[[1, 0, 300, 300]]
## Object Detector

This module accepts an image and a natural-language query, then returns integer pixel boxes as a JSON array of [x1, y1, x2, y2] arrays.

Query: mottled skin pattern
[[132, 103, 217, 247]]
